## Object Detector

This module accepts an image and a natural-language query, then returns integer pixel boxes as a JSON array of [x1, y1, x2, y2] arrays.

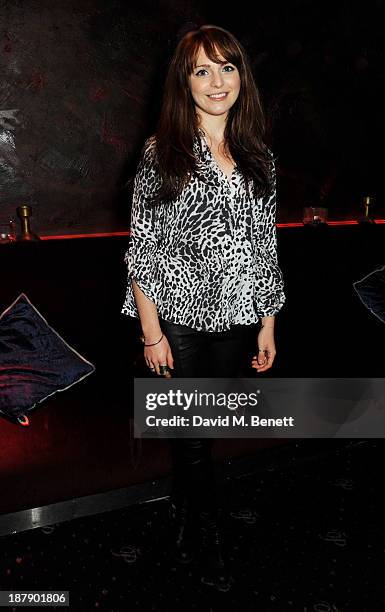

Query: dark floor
[[0, 439, 383, 612]]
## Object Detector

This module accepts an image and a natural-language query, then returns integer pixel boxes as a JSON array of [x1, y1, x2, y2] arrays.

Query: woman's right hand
[[144, 335, 174, 377]]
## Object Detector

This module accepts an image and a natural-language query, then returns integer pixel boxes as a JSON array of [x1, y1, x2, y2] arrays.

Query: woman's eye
[[194, 65, 235, 76]]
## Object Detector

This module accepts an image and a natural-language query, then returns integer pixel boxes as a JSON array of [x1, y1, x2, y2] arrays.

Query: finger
[[251, 357, 262, 369], [159, 363, 171, 377], [145, 352, 154, 369], [257, 349, 267, 366], [167, 350, 174, 370], [145, 356, 154, 370], [251, 352, 275, 372], [252, 352, 267, 367], [258, 354, 276, 372], [252, 361, 269, 372], [154, 362, 161, 376], [251, 361, 267, 372], [255, 362, 270, 372]]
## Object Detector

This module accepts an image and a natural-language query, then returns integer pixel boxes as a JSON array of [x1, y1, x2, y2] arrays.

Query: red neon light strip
[[327, 220, 359, 226], [41, 231, 129, 240], [276, 222, 303, 228]]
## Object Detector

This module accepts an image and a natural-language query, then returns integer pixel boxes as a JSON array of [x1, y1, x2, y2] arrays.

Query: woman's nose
[[211, 69, 224, 88]]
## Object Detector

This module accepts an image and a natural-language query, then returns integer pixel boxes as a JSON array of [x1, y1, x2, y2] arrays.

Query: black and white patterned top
[[121, 132, 285, 332]]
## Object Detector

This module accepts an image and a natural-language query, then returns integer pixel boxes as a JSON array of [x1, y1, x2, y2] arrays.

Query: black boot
[[199, 508, 232, 591], [168, 494, 197, 564]]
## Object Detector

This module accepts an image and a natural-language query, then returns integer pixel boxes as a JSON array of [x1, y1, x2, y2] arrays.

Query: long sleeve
[[253, 154, 286, 317], [121, 138, 161, 317]]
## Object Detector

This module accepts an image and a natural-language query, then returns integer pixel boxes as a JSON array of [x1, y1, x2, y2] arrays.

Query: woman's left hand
[[251, 326, 276, 373]]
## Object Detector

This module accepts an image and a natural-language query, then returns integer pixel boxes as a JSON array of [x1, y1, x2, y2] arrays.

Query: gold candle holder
[[360, 196, 375, 224], [16, 205, 40, 241]]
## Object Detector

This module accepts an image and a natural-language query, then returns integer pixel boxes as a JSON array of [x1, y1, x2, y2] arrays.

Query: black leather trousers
[[160, 318, 251, 515]]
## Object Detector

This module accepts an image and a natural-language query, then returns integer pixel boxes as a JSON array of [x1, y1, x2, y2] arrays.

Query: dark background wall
[[1, 0, 384, 235]]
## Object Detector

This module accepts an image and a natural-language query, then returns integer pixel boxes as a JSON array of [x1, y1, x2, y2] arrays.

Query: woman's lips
[[207, 92, 228, 101]]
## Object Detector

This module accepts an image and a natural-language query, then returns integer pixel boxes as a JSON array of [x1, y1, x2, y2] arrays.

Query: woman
[[122, 25, 285, 587]]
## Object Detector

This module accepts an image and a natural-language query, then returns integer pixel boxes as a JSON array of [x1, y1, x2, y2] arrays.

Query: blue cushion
[[353, 265, 385, 324], [0, 293, 95, 420]]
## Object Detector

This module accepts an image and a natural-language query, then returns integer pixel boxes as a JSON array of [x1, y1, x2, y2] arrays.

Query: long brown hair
[[152, 25, 273, 203]]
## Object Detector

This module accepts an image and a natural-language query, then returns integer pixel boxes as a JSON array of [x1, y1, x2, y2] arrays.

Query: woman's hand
[[251, 325, 276, 373], [144, 335, 174, 377]]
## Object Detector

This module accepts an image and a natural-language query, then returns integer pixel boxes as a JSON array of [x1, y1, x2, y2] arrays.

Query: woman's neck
[[198, 112, 227, 146]]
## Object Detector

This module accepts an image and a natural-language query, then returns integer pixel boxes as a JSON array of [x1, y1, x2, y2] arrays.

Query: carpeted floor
[[0, 439, 383, 612]]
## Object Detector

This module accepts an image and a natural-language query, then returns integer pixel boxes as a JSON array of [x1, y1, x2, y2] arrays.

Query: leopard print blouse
[[121, 133, 285, 332]]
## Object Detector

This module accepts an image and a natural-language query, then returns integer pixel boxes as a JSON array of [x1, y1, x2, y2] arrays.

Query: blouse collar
[[193, 128, 239, 184]]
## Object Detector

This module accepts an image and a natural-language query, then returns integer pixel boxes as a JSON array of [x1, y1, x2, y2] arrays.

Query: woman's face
[[188, 46, 241, 122]]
